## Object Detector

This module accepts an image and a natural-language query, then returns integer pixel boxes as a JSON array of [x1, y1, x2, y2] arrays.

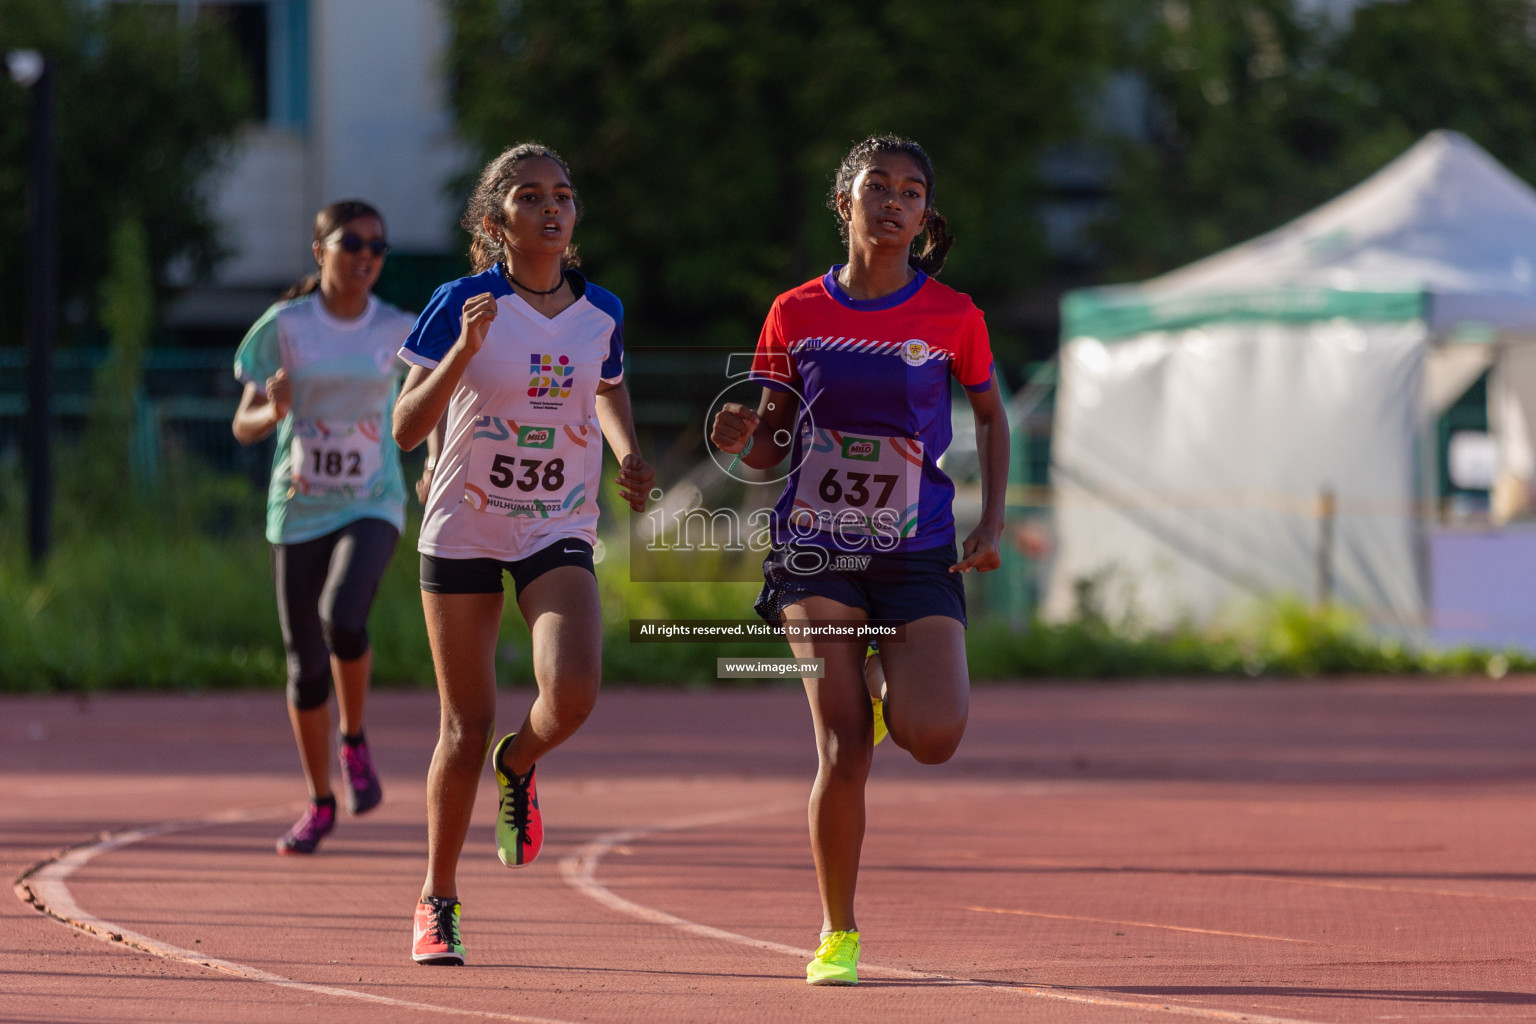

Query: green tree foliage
[[80, 218, 152, 503], [1101, 0, 1536, 282], [447, 0, 1115, 345], [0, 0, 251, 341]]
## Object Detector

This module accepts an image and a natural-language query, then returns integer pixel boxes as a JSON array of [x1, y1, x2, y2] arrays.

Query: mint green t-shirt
[[233, 294, 414, 544]]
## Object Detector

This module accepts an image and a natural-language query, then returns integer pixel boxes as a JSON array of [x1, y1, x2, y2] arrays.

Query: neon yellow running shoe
[[865, 647, 888, 749], [806, 929, 860, 985]]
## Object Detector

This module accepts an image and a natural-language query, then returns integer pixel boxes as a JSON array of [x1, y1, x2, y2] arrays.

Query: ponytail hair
[[827, 135, 953, 277], [911, 209, 954, 277], [280, 199, 386, 300], [462, 143, 582, 274]]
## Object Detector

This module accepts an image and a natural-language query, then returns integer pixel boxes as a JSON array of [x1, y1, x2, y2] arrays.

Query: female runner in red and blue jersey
[[711, 135, 1009, 986]]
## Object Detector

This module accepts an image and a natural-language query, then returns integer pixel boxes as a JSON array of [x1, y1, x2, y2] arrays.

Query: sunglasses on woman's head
[[329, 232, 390, 256]]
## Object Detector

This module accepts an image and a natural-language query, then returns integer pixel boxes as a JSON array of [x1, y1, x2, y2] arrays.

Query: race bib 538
[[462, 416, 589, 518]]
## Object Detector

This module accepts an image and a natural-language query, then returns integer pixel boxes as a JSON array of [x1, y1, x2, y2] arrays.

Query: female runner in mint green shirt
[[233, 199, 420, 855]]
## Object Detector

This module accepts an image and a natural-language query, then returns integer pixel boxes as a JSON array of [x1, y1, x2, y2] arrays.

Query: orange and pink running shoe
[[492, 733, 543, 867], [412, 896, 466, 965]]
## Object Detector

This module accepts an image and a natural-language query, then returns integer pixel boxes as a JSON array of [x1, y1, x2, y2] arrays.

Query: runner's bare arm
[[415, 416, 446, 504], [710, 387, 797, 470], [393, 292, 497, 451], [232, 371, 291, 445], [952, 371, 1008, 573], [596, 378, 653, 512]]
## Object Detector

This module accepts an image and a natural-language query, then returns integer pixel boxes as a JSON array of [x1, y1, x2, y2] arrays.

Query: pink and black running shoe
[[277, 800, 335, 855], [339, 738, 383, 815]]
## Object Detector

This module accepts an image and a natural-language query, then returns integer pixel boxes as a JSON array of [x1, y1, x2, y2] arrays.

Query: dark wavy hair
[[827, 135, 953, 276], [280, 199, 386, 300], [462, 143, 582, 273]]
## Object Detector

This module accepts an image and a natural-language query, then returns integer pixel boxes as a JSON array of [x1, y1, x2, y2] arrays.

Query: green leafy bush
[[3, 457, 1529, 691]]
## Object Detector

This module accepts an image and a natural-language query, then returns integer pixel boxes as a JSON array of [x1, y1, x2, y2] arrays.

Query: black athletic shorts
[[754, 542, 966, 627], [420, 538, 595, 597]]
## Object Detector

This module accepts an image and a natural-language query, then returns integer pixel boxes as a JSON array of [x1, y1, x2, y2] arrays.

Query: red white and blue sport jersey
[[400, 265, 625, 562], [751, 266, 994, 554]]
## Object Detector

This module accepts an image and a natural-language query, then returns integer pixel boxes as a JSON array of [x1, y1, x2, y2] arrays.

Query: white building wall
[[204, 0, 466, 293], [210, 126, 311, 287], [308, 0, 467, 254]]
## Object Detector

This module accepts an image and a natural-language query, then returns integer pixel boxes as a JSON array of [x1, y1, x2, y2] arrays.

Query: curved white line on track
[[558, 801, 1330, 1024], [14, 806, 580, 1024]]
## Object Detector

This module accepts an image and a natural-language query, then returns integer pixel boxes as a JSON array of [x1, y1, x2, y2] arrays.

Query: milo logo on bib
[[518, 426, 556, 449], [842, 438, 880, 461]]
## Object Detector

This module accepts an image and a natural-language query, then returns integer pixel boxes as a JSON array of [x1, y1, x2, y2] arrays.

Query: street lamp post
[[8, 49, 55, 571]]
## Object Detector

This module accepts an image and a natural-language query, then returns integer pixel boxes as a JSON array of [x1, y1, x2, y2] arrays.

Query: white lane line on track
[[965, 905, 1324, 945], [13, 806, 581, 1024], [558, 801, 1330, 1024]]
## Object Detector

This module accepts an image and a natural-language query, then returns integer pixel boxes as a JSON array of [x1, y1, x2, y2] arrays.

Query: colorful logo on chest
[[901, 339, 930, 366], [529, 354, 574, 398]]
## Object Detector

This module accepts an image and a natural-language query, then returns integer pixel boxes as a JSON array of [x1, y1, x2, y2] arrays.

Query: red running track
[[6, 681, 1536, 1023]]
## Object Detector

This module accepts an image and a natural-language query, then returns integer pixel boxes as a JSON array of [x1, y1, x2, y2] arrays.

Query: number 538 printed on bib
[[462, 415, 590, 519]]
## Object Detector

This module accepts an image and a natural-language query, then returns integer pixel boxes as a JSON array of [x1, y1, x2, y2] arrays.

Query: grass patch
[[0, 460, 767, 691], [2, 459, 1529, 691], [966, 597, 1535, 680]]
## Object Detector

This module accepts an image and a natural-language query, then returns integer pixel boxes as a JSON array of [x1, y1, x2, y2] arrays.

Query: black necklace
[[502, 264, 564, 296]]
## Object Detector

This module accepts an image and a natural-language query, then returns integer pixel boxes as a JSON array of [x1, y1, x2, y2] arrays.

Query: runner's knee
[[440, 707, 495, 761], [544, 680, 597, 730], [287, 668, 332, 711], [898, 721, 965, 765], [322, 619, 369, 661], [818, 730, 873, 784]]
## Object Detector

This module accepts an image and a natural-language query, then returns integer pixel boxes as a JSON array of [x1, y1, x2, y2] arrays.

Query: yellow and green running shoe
[[871, 696, 888, 748], [492, 732, 542, 867], [806, 929, 860, 985]]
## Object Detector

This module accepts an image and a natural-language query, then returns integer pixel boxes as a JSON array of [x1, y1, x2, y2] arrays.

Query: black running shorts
[[420, 539, 596, 597]]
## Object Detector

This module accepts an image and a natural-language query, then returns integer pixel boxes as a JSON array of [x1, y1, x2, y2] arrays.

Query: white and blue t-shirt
[[399, 265, 624, 562], [234, 293, 413, 545]]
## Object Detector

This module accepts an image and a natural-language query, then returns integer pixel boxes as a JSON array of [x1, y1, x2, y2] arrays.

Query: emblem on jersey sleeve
[[900, 339, 930, 366]]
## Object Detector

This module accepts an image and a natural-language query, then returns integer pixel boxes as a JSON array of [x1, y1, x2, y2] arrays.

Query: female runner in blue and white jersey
[[393, 143, 653, 966], [711, 136, 1010, 985], [233, 199, 417, 856]]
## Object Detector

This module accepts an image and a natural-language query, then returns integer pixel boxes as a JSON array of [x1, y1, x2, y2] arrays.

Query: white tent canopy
[[1067, 130, 1536, 338], [1046, 131, 1536, 632]]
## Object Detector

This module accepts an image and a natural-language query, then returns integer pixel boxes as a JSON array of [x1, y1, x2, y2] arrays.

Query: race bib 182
[[290, 417, 384, 498]]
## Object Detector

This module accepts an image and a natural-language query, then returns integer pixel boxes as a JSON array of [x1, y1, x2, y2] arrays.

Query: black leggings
[[272, 518, 400, 710]]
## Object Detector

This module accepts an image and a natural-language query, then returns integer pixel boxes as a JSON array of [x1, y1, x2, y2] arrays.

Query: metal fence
[[0, 348, 273, 484]]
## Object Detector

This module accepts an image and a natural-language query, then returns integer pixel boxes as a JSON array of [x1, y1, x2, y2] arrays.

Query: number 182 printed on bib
[[290, 417, 385, 499]]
